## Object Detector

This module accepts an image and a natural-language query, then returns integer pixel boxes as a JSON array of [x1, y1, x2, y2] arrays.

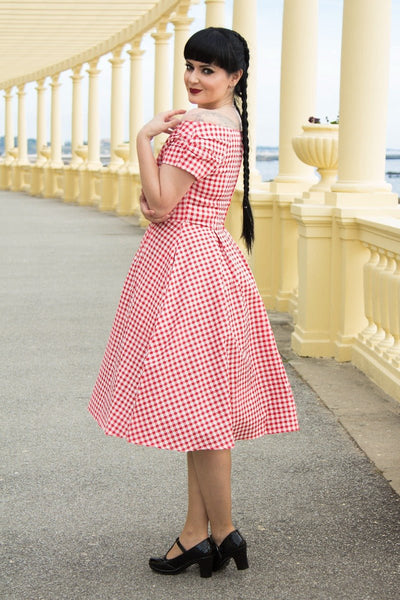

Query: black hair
[[184, 27, 254, 253]]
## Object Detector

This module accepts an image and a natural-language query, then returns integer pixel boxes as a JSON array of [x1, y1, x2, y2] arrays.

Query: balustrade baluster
[[383, 255, 400, 366], [367, 250, 387, 348], [359, 244, 379, 342], [376, 253, 396, 355]]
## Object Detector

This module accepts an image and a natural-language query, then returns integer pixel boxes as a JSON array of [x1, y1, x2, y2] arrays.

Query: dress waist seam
[[169, 219, 225, 232]]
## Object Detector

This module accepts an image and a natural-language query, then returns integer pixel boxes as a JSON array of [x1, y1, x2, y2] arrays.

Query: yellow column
[[330, 0, 396, 203], [270, 1, 319, 319], [109, 46, 125, 169], [79, 60, 101, 206], [230, 0, 261, 276], [117, 38, 145, 216], [205, 0, 225, 27], [171, 4, 193, 110], [43, 74, 61, 197], [87, 60, 101, 169], [274, 0, 318, 188], [232, 0, 259, 181], [70, 65, 84, 166], [16, 84, 28, 165], [35, 79, 46, 165], [11, 83, 29, 191], [49, 73, 63, 168], [152, 21, 173, 156], [11, 84, 28, 191], [30, 79, 47, 195], [4, 88, 14, 160], [64, 66, 83, 202], [127, 39, 145, 169], [0, 88, 14, 189]]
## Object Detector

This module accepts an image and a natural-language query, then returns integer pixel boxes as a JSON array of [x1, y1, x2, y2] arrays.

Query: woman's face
[[184, 59, 242, 109]]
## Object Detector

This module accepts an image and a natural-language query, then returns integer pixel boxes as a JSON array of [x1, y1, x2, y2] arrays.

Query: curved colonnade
[[0, 0, 399, 401]]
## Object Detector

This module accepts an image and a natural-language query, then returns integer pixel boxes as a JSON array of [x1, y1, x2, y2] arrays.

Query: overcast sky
[[3, 0, 400, 148]]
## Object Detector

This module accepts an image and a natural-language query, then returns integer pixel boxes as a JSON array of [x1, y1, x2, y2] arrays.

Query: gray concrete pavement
[[269, 314, 400, 497], [1, 190, 400, 600]]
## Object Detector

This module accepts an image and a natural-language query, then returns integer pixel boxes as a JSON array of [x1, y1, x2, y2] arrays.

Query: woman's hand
[[139, 109, 187, 141], [140, 191, 172, 224]]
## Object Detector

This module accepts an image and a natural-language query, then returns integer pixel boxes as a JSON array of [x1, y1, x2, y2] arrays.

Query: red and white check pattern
[[89, 121, 299, 451]]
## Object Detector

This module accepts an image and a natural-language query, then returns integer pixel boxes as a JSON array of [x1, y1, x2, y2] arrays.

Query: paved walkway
[[1, 190, 399, 600]]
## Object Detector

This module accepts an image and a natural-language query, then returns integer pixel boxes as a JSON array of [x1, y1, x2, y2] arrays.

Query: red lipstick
[[189, 88, 201, 95]]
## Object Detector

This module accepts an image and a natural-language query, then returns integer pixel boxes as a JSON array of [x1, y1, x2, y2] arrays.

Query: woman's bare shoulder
[[181, 108, 241, 130]]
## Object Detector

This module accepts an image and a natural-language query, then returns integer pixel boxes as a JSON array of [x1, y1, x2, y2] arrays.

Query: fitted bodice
[[157, 120, 243, 230]]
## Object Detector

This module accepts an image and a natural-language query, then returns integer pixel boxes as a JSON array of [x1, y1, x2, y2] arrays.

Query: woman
[[88, 27, 299, 579]]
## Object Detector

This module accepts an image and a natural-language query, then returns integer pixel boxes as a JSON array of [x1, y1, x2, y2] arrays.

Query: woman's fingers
[[164, 109, 186, 122], [140, 192, 170, 223], [165, 118, 184, 132], [164, 109, 186, 132], [140, 109, 186, 138], [140, 196, 156, 220]]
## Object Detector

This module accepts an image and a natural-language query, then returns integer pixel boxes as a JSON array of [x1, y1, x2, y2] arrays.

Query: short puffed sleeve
[[158, 121, 229, 180]]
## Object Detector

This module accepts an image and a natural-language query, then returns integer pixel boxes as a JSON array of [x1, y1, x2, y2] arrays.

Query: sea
[[61, 147, 400, 199], [256, 147, 400, 199]]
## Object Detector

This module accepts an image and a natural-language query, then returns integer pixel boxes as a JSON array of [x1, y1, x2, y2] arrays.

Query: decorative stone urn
[[75, 144, 88, 163], [7, 147, 18, 164], [40, 145, 51, 162], [292, 123, 339, 193], [115, 143, 130, 165]]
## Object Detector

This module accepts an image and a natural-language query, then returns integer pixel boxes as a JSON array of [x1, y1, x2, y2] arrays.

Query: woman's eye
[[185, 63, 193, 70], [202, 68, 214, 75]]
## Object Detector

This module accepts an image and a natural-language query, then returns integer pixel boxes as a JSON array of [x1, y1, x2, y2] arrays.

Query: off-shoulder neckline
[[177, 120, 242, 134]]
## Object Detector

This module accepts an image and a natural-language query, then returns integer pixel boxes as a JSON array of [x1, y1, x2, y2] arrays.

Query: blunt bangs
[[184, 28, 238, 73]]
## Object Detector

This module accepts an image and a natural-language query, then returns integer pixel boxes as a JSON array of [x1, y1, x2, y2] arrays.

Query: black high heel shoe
[[213, 530, 249, 571], [149, 537, 214, 578]]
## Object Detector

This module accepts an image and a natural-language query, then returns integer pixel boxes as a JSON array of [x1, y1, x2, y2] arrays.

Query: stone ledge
[[269, 310, 400, 496]]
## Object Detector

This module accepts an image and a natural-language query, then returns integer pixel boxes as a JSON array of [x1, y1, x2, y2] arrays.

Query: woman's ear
[[230, 69, 243, 88]]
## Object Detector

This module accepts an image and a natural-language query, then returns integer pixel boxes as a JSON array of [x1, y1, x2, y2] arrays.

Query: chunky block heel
[[198, 554, 214, 578], [213, 530, 249, 572], [232, 546, 249, 570]]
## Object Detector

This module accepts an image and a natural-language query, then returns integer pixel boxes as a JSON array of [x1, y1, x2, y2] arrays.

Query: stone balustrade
[[353, 219, 400, 400]]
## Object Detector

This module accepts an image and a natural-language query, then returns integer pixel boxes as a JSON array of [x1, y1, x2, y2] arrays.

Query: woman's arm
[[137, 110, 195, 219], [139, 191, 172, 224]]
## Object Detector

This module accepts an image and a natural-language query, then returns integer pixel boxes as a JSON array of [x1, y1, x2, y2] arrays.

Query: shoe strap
[[176, 537, 186, 553]]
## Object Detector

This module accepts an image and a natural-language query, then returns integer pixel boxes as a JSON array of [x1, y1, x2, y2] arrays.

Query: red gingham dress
[[88, 120, 299, 451]]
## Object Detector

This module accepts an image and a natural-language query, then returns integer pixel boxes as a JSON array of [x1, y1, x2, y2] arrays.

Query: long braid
[[232, 33, 254, 253]]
